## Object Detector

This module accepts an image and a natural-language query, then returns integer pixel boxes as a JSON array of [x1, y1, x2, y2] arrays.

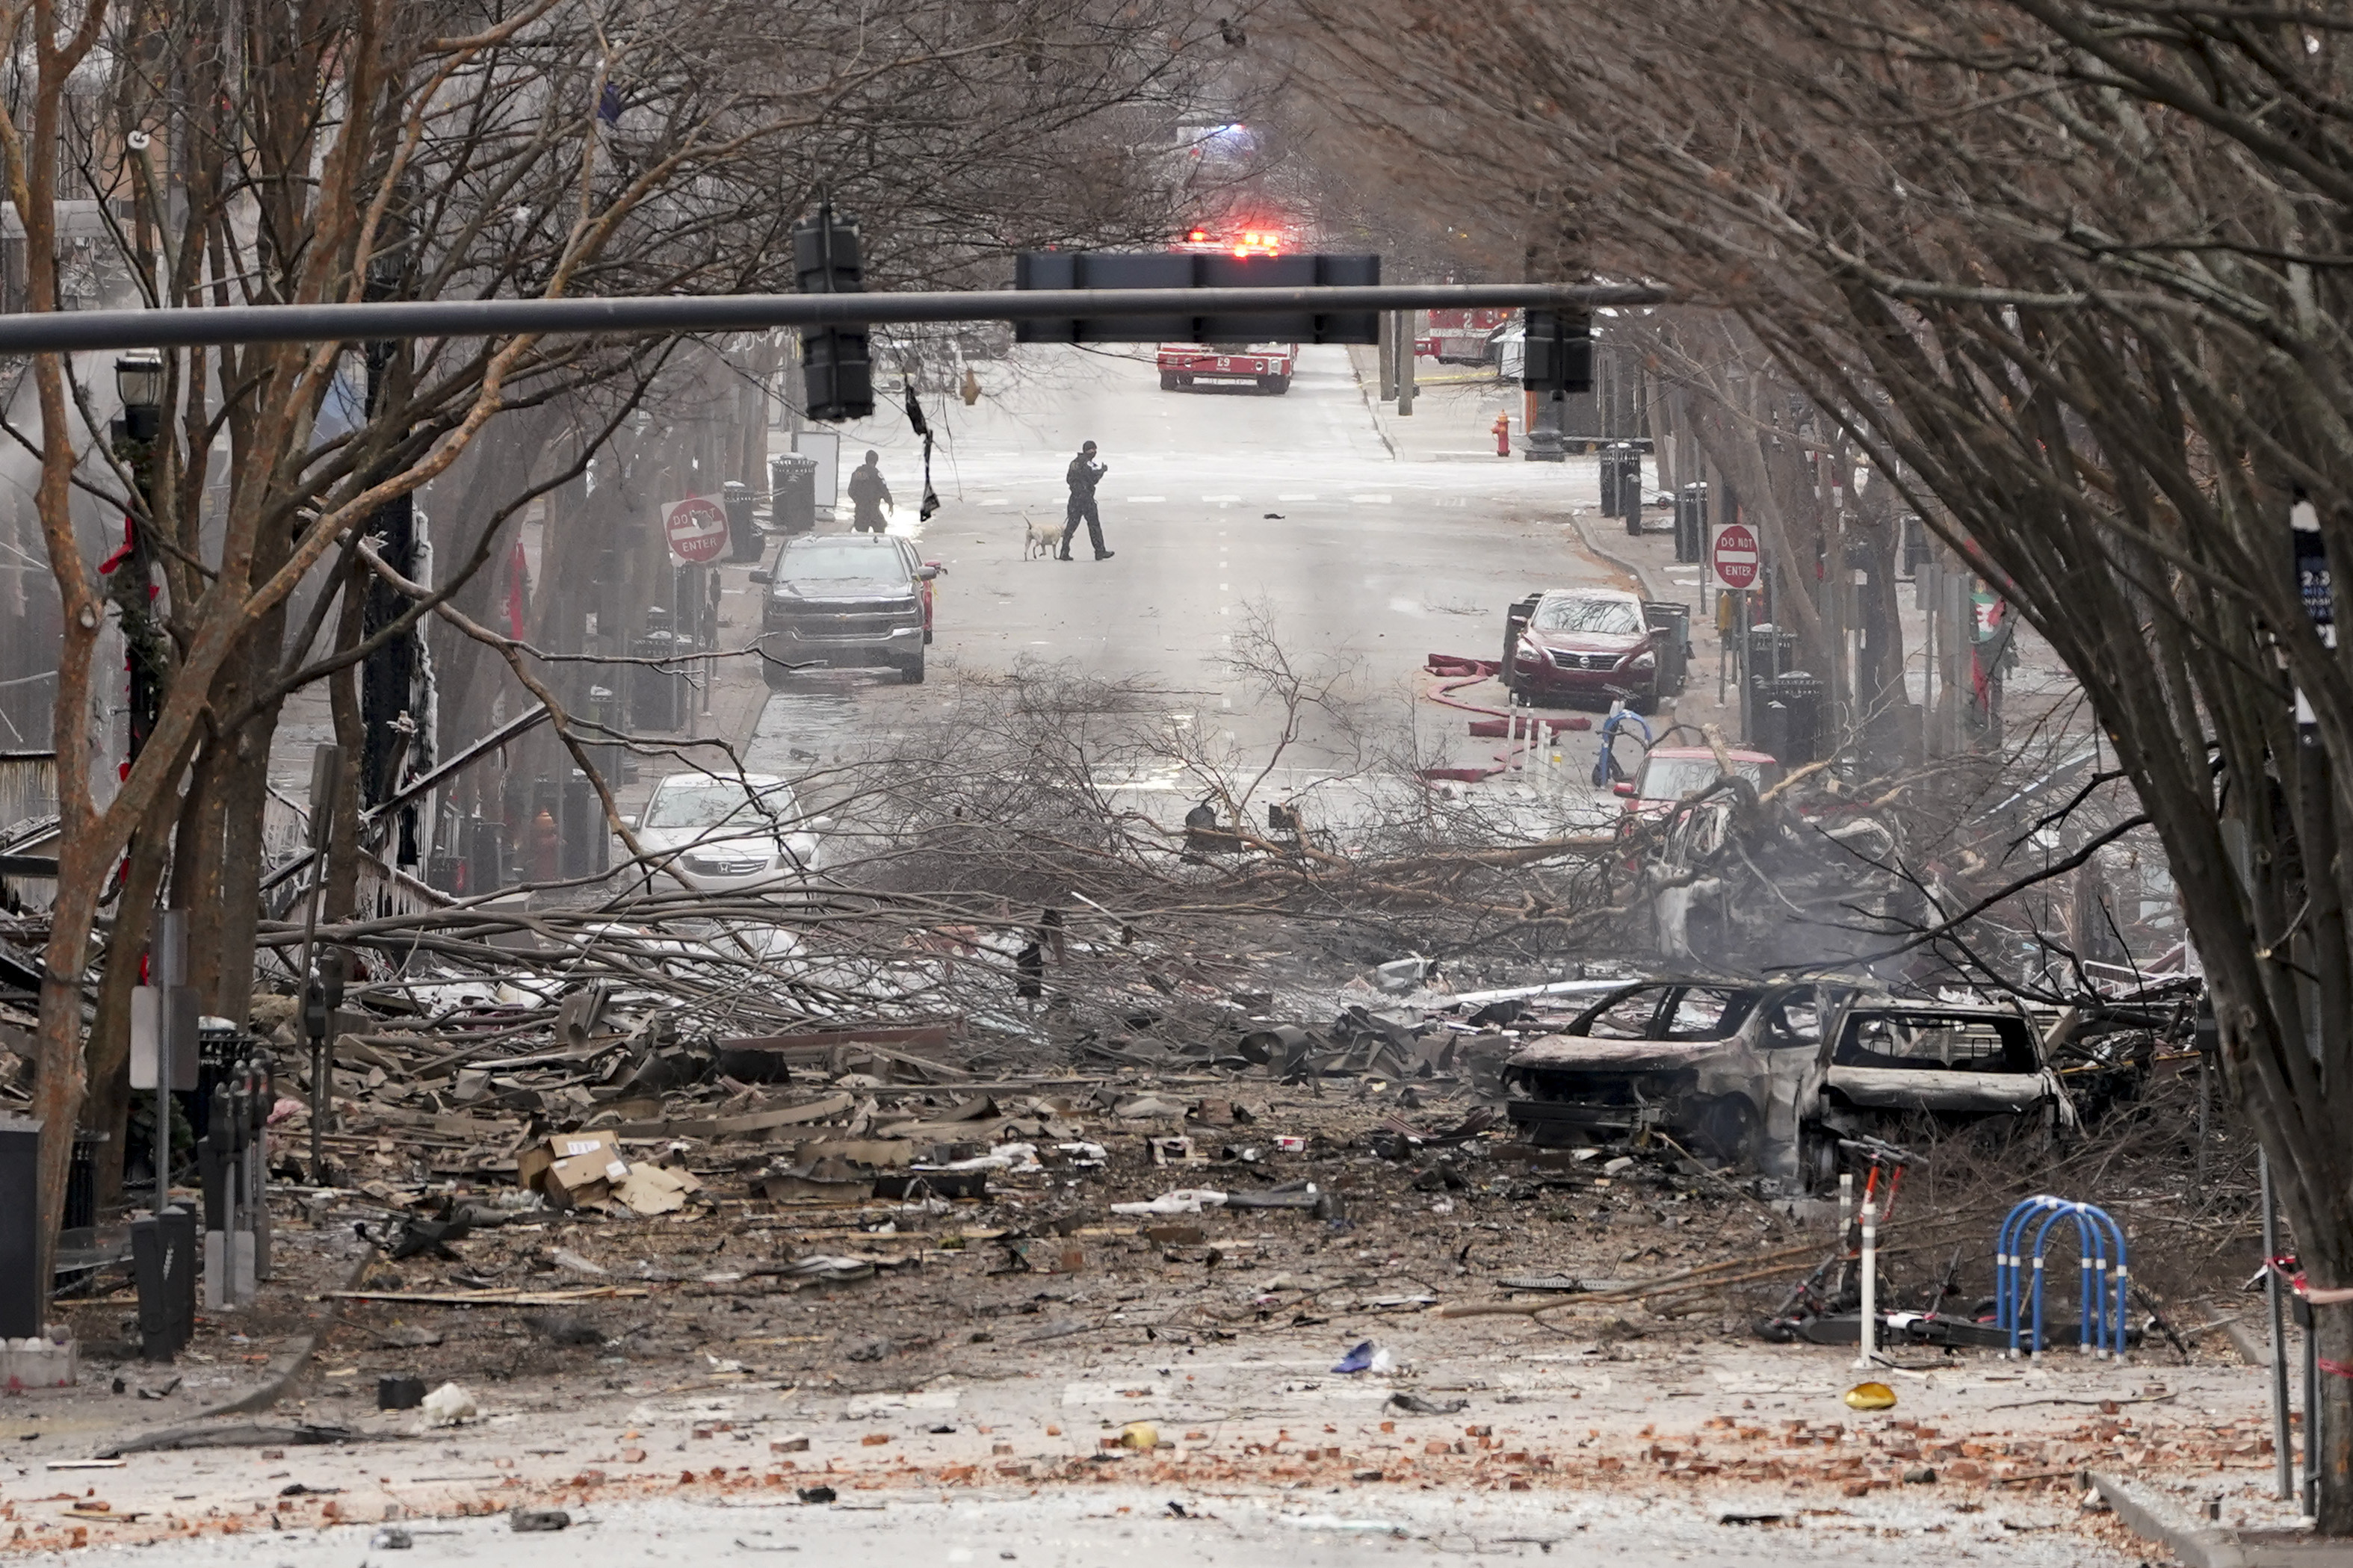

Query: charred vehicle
[[1500, 982, 1836, 1177], [1500, 982, 2076, 1190], [1804, 1002, 2077, 1187]]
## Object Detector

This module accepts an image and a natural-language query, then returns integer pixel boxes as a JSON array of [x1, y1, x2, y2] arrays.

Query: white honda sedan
[[628, 772, 824, 893]]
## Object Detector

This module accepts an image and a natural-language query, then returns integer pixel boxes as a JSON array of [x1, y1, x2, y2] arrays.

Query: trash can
[[131, 1205, 195, 1362], [629, 630, 687, 731], [768, 454, 817, 537], [1642, 601, 1691, 695], [1771, 670, 1828, 763], [560, 768, 609, 880], [466, 815, 507, 895], [1902, 512, 1931, 574], [0, 1117, 35, 1337], [63, 1129, 104, 1234], [1751, 692, 1790, 766], [584, 681, 633, 786], [1600, 443, 1637, 510], [1675, 482, 1707, 565], [1744, 624, 1799, 684], [723, 480, 761, 563]]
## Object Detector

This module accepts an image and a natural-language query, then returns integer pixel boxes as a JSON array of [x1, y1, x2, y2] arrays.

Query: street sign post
[[662, 495, 730, 565], [1710, 519, 1760, 591]]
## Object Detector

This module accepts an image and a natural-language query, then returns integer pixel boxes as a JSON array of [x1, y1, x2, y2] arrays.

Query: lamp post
[[108, 353, 170, 1227], [357, 215, 425, 874], [108, 352, 165, 761]]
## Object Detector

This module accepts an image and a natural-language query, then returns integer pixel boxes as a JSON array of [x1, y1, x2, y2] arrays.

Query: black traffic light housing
[[1522, 309, 1593, 394], [794, 202, 873, 422], [1012, 250, 1382, 343]]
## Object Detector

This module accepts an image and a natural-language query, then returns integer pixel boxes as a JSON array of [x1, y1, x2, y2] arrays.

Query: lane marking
[[1350, 494, 1394, 504], [1202, 493, 1241, 503], [1278, 492, 1319, 501], [1127, 495, 1166, 503]]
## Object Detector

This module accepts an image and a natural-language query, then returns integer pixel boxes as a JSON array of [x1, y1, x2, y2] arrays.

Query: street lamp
[[115, 351, 164, 441]]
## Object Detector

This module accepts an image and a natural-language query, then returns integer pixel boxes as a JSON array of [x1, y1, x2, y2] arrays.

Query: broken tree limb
[[97, 1423, 369, 1459]]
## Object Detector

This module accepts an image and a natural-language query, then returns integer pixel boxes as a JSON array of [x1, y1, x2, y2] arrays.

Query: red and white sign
[[1709, 520, 1760, 591], [662, 495, 729, 565]]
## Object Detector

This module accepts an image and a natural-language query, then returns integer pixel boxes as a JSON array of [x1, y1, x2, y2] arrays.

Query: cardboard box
[[519, 1130, 629, 1209], [614, 1162, 703, 1215]]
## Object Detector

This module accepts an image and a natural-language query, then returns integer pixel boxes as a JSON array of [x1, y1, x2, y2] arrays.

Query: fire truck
[[1156, 224, 1298, 395], [1423, 306, 1516, 365], [1157, 341, 1295, 394]]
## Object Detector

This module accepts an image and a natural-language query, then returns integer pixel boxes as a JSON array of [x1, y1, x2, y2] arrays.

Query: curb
[[1346, 346, 1399, 460], [1565, 511, 1665, 602], [2091, 1471, 2245, 1568], [182, 1249, 375, 1422]]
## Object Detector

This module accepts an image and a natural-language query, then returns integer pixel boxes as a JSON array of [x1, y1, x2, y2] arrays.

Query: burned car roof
[[1503, 1034, 1743, 1070], [1500, 979, 1841, 1069]]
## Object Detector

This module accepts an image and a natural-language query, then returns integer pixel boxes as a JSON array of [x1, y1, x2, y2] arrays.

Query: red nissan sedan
[[1507, 589, 1666, 711]]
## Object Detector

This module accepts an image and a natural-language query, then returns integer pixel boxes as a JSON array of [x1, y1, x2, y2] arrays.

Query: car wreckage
[[1498, 980, 2078, 1190]]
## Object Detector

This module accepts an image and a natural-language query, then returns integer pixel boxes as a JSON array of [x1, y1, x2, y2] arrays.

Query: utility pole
[[1394, 310, 1415, 415], [298, 743, 342, 1187]]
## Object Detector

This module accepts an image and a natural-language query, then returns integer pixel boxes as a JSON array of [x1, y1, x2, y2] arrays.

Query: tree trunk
[[205, 699, 283, 1024], [31, 858, 104, 1311], [175, 734, 233, 994], [2319, 1302, 2353, 1533], [78, 785, 174, 1211]]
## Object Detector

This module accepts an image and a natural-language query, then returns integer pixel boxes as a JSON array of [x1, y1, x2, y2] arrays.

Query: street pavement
[[34, 1480, 2133, 1567], [743, 344, 1625, 814]]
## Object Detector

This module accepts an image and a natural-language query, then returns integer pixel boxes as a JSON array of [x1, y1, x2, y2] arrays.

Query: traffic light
[[1012, 250, 1381, 343], [794, 202, 872, 421], [1522, 308, 1592, 394]]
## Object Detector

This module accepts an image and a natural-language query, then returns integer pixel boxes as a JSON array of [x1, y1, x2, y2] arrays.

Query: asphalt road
[[743, 344, 1619, 802]]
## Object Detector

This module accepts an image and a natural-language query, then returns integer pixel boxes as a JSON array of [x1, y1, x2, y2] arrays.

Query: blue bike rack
[[1995, 1196, 2129, 1358]]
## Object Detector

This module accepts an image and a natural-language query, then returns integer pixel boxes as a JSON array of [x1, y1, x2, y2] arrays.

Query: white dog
[[1023, 513, 1063, 560]]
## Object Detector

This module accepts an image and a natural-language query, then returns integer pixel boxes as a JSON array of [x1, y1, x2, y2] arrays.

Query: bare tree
[[4, 0, 1243, 1303], [1284, 0, 2353, 1522]]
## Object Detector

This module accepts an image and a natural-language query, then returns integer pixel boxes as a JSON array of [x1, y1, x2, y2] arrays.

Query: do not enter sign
[[1710, 520, 1760, 590], [662, 495, 730, 564]]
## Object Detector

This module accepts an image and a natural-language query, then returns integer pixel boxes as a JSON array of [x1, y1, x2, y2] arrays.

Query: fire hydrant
[[1492, 412, 1512, 457]]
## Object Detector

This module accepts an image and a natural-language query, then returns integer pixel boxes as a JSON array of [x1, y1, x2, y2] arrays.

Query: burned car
[[1500, 982, 1834, 1175], [1500, 982, 2074, 1190], [1806, 1003, 2077, 1184]]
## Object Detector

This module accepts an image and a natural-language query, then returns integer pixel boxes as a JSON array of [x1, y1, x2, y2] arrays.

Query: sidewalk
[[1343, 344, 1527, 465], [1341, 347, 1737, 761], [1342, 344, 2076, 763], [605, 553, 779, 821]]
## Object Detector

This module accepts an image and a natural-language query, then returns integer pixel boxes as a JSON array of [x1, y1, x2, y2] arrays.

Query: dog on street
[[1022, 513, 1063, 560]]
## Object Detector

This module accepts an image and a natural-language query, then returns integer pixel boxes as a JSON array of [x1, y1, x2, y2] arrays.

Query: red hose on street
[[1418, 653, 1589, 783]]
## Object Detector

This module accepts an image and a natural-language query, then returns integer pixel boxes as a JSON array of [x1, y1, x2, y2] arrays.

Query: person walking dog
[[1059, 441, 1114, 560]]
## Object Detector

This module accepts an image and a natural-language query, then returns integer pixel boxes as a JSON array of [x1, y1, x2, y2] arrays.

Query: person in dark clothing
[[847, 449, 893, 533], [1059, 440, 1113, 560]]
